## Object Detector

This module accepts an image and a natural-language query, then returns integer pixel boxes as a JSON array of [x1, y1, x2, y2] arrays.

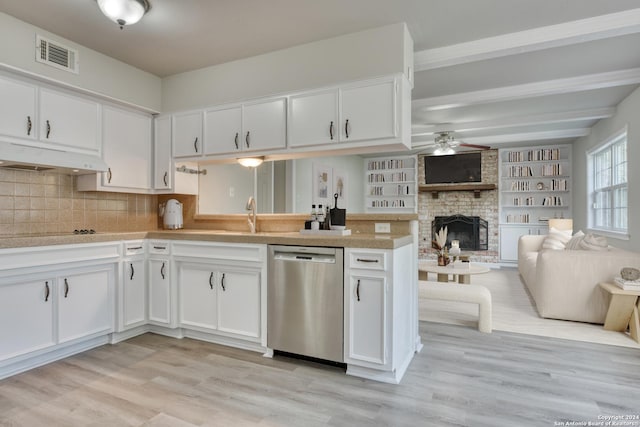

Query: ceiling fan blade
[[460, 143, 491, 150]]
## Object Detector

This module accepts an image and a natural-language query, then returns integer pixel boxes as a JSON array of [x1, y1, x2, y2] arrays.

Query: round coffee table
[[419, 260, 489, 284]]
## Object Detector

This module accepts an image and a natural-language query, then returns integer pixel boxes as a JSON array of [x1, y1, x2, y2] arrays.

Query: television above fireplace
[[425, 152, 481, 184]]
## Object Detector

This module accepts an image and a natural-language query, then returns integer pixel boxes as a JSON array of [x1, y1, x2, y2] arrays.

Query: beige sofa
[[518, 235, 640, 324]]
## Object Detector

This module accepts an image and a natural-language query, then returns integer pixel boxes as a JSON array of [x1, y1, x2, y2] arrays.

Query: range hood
[[0, 141, 108, 174]]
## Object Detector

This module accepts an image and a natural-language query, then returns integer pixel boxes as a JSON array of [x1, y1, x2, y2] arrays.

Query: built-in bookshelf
[[364, 155, 417, 213], [498, 144, 572, 262], [499, 145, 572, 224]]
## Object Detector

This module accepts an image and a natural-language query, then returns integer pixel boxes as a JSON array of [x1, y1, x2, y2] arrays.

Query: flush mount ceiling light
[[237, 157, 265, 168], [96, 0, 151, 29]]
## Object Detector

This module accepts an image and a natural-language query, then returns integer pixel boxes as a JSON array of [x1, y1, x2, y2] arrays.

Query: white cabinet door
[[0, 75, 37, 140], [148, 258, 171, 326], [499, 225, 547, 261], [179, 264, 218, 330], [341, 80, 396, 143], [39, 88, 100, 153], [242, 98, 287, 152], [102, 106, 152, 190], [173, 111, 203, 157], [58, 270, 112, 344], [154, 115, 172, 190], [121, 259, 147, 330], [346, 273, 387, 365], [204, 106, 242, 155], [217, 269, 261, 338], [0, 279, 55, 361], [288, 89, 339, 148]]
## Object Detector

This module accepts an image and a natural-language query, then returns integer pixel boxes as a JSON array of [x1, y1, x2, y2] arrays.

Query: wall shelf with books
[[364, 155, 417, 213], [499, 144, 572, 262]]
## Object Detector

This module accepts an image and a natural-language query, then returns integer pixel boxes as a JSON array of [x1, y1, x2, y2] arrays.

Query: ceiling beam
[[411, 128, 591, 147], [414, 8, 640, 71], [411, 107, 615, 136], [412, 68, 640, 111]]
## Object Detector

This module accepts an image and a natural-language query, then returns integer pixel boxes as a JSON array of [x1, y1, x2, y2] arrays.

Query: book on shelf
[[613, 277, 640, 290]]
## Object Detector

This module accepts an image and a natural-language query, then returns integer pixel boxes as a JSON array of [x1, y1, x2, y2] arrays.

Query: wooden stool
[[599, 282, 640, 343]]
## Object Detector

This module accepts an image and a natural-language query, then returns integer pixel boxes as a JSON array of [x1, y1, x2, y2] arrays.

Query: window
[[587, 128, 628, 236]]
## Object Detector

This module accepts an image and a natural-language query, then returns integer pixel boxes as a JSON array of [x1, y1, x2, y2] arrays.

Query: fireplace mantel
[[419, 184, 497, 199]]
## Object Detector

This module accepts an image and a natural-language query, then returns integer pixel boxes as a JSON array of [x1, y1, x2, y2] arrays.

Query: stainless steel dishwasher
[[268, 245, 344, 363]]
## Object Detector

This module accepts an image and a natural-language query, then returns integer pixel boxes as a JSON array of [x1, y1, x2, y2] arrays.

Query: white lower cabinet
[[0, 278, 55, 361], [174, 241, 266, 345], [217, 269, 261, 338], [121, 259, 147, 330], [148, 258, 171, 326], [58, 269, 112, 344], [344, 244, 415, 384], [499, 225, 547, 262], [346, 273, 387, 365], [179, 263, 219, 330]]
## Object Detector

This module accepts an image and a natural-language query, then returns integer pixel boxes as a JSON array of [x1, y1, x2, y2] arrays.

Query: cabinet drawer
[[173, 241, 265, 263], [349, 251, 387, 271], [148, 241, 170, 255], [124, 241, 145, 256]]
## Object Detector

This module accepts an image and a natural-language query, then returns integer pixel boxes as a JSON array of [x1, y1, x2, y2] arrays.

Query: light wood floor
[[1, 322, 639, 427], [420, 267, 640, 349]]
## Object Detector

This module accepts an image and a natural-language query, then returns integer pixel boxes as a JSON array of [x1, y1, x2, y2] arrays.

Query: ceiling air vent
[[35, 35, 79, 74]]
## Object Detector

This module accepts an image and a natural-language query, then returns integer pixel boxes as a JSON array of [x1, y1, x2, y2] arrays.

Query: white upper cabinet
[[341, 80, 396, 143], [154, 115, 173, 190], [39, 87, 100, 153], [288, 89, 339, 148], [204, 106, 242, 155], [242, 98, 287, 152], [0, 75, 37, 141], [204, 98, 286, 155], [101, 106, 152, 190], [173, 111, 203, 158]]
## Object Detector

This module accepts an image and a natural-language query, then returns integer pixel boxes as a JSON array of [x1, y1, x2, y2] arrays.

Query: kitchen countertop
[[0, 229, 413, 250]]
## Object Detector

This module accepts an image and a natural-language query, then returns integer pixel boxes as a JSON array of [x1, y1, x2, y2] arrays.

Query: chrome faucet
[[246, 196, 257, 233]]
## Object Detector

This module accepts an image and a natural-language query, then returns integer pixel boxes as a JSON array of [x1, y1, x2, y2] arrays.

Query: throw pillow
[[565, 230, 585, 250], [541, 227, 572, 250], [579, 233, 609, 251]]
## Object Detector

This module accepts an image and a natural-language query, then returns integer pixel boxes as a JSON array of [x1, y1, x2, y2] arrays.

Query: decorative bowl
[[620, 267, 640, 281]]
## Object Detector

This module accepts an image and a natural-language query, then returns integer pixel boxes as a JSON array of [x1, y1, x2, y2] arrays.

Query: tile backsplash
[[0, 168, 158, 236]]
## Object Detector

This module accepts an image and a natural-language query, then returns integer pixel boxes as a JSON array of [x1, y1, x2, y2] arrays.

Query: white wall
[[0, 12, 161, 112], [162, 23, 410, 112], [573, 85, 640, 251], [293, 155, 365, 214]]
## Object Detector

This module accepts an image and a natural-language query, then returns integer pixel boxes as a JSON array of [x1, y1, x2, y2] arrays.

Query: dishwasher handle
[[273, 252, 336, 264]]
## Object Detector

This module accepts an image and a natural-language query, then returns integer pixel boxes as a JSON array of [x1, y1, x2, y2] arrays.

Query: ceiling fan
[[431, 131, 491, 156]]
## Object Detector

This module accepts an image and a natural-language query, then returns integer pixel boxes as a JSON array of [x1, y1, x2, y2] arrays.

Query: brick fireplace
[[418, 150, 499, 263]]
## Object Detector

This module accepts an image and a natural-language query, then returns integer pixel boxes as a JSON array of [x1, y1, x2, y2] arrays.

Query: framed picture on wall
[[312, 163, 332, 207]]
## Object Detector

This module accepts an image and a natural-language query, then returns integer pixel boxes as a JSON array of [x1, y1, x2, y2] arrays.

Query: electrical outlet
[[375, 223, 391, 233]]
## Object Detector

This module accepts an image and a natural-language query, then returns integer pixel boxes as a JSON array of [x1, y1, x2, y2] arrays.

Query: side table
[[599, 282, 640, 343]]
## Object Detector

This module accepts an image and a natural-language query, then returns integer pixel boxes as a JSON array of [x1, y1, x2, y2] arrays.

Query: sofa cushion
[[579, 233, 609, 251], [541, 227, 572, 250], [565, 230, 585, 250]]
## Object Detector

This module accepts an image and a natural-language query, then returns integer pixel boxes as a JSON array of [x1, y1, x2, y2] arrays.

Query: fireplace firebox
[[432, 215, 488, 251]]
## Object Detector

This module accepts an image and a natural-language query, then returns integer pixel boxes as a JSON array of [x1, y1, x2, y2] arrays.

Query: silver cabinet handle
[[245, 131, 250, 148], [130, 263, 135, 280], [160, 262, 166, 280], [209, 272, 214, 289], [234, 132, 239, 149], [356, 279, 360, 301], [329, 121, 334, 140], [44, 281, 50, 302], [163, 172, 168, 186], [220, 273, 226, 291], [64, 278, 69, 298], [356, 258, 378, 263], [27, 116, 32, 136], [46, 120, 51, 138]]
